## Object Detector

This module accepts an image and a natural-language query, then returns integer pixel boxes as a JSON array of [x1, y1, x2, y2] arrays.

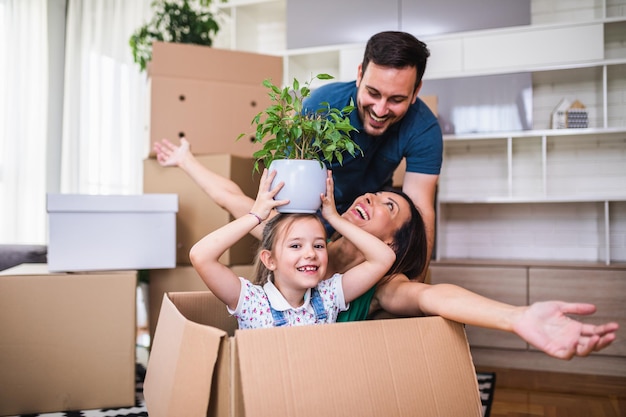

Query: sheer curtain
[[61, 0, 152, 194], [0, 0, 49, 244], [0, 0, 152, 244]]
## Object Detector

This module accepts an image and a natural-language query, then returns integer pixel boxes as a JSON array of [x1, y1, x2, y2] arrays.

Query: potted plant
[[240, 73, 361, 213], [129, 0, 225, 72]]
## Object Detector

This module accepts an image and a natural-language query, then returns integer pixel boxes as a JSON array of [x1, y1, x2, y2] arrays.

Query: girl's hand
[[154, 137, 190, 167], [249, 169, 289, 221], [320, 170, 340, 221]]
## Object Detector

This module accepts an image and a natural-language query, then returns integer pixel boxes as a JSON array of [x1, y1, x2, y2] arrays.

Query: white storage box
[[47, 194, 178, 272]]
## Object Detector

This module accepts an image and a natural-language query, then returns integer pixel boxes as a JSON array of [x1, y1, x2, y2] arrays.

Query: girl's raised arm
[[189, 169, 287, 309], [320, 172, 396, 303]]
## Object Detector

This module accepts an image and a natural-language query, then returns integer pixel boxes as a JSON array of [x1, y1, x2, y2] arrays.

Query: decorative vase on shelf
[[268, 159, 327, 214]]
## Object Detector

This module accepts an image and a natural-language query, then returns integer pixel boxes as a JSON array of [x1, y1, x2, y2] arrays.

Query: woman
[[154, 137, 619, 360]]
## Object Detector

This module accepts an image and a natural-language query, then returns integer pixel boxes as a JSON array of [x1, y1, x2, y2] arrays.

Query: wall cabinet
[[427, 265, 528, 350], [218, 2, 625, 87], [215, 2, 626, 136], [528, 267, 626, 358]]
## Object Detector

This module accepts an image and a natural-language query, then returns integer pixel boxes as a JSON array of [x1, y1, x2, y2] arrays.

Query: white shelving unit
[[215, 0, 286, 54], [437, 128, 626, 265], [216, 0, 626, 265]]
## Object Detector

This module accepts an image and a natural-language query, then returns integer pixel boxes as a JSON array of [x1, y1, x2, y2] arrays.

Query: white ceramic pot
[[268, 159, 327, 213]]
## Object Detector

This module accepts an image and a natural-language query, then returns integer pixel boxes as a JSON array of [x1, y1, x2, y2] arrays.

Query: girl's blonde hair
[[252, 213, 326, 285]]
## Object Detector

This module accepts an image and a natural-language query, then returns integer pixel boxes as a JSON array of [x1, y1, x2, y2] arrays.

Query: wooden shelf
[[443, 127, 626, 142], [432, 258, 626, 270]]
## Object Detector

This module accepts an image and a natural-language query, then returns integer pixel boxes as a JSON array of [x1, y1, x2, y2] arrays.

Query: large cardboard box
[[47, 193, 178, 272], [144, 291, 483, 417], [143, 155, 260, 265], [147, 265, 255, 342], [0, 264, 137, 416], [148, 42, 283, 157]]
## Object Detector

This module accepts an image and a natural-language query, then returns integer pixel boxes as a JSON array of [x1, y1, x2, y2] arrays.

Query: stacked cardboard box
[[29, 183, 177, 415], [143, 156, 260, 266], [144, 43, 283, 341], [148, 42, 283, 158], [0, 264, 137, 415]]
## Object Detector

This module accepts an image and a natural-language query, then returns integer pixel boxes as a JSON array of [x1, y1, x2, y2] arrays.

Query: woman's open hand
[[512, 301, 619, 359], [153, 137, 190, 167]]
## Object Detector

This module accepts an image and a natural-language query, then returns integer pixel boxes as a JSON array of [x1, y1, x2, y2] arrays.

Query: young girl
[[189, 169, 396, 329]]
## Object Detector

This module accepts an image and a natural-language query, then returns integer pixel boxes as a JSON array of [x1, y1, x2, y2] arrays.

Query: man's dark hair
[[362, 31, 430, 91]]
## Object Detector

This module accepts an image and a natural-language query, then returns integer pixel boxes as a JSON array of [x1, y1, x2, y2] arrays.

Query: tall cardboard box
[[0, 264, 137, 416], [148, 42, 283, 157], [143, 155, 260, 265], [144, 291, 483, 417], [46, 193, 178, 272]]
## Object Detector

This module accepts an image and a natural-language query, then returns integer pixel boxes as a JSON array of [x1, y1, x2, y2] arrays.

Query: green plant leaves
[[129, 0, 225, 72], [242, 74, 362, 172]]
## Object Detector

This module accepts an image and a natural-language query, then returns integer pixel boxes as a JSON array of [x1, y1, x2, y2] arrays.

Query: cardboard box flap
[[149, 42, 282, 85], [235, 317, 482, 417], [47, 194, 178, 213], [168, 291, 239, 335], [144, 293, 226, 417]]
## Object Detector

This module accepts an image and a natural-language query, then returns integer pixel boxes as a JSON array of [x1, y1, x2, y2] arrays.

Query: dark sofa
[[0, 245, 47, 271]]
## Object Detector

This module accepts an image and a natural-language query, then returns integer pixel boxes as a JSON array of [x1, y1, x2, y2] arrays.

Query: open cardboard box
[[145, 291, 482, 417]]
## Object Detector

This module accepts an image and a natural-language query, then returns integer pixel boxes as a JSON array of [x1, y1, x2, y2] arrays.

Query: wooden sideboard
[[430, 260, 626, 377]]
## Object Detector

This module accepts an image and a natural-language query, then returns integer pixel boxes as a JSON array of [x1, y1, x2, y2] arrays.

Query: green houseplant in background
[[129, 0, 225, 72], [240, 73, 362, 213]]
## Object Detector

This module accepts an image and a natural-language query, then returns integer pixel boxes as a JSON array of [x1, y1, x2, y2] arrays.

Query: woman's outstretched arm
[[190, 169, 287, 309], [374, 275, 619, 360], [153, 137, 263, 238]]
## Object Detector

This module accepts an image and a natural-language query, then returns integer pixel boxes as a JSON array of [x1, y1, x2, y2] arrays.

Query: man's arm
[[401, 171, 439, 281]]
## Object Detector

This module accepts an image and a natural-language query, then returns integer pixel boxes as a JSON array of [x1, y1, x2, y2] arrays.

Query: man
[[304, 31, 442, 281]]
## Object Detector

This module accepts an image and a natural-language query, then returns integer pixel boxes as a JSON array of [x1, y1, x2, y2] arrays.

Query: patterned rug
[[478, 371, 497, 417], [11, 366, 495, 417]]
